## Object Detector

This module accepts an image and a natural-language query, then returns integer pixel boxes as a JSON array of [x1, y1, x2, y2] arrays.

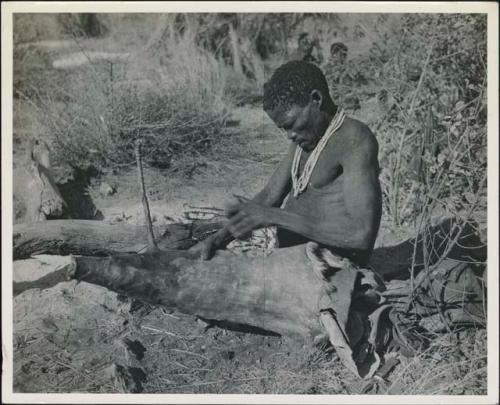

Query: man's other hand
[[190, 234, 220, 261], [226, 200, 271, 239]]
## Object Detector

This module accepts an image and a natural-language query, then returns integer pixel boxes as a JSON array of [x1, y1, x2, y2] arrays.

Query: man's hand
[[191, 233, 221, 261], [191, 194, 276, 260], [226, 199, 272, 239]]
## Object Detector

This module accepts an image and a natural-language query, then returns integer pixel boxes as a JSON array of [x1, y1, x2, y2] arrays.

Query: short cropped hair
[[263, 61, 332, 113], [298, 32, 309, 44], [330, 42, 348, 54]]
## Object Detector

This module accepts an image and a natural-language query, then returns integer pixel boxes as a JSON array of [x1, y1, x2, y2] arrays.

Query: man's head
[[263, 61, 335, 151], [330, 42, 348, 65], [297, 33, 313, 54]]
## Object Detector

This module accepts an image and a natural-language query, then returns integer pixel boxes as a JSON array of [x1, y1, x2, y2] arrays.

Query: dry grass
[[14, 285, 486, 394], [15, 14, 257, 182], [385, 329, 487, 395]]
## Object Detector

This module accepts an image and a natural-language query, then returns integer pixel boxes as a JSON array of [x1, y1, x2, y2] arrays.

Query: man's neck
[[319, 103, 338, 137]]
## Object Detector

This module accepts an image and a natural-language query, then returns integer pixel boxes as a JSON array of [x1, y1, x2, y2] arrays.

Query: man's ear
[[310, 89, 323, 109]]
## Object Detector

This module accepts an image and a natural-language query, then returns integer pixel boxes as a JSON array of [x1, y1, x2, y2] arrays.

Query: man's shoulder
[[289, 50, 305, 61], [341, 116, 378, 151]]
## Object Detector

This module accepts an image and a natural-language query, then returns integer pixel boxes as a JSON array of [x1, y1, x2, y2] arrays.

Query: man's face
[[330, 47, 347, 65], [298, 36, 313, 53], [266, 100, 323, 152]]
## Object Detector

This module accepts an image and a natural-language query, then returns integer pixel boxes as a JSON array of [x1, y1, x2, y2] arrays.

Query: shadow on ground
[[369, 218, 486, 280], [58, 167, 103, 220]]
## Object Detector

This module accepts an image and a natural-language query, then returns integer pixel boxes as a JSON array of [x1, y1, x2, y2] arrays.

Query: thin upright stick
[[135, 139, 158, 252]]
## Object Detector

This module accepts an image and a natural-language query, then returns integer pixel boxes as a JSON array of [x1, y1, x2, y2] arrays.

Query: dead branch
[[135, 139, 158, 252], [13, 219, 223, 260]]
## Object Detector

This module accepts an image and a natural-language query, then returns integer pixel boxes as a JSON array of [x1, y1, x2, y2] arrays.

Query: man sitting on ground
[[199, 61, 382, 267]]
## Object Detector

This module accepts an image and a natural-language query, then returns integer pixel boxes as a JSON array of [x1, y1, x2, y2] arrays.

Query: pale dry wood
[[14, 138, 67, 224], [13, 219, 223, 260]]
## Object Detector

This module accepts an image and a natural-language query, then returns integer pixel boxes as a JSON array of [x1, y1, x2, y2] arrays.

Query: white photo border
[[2, 2, 498, 404]]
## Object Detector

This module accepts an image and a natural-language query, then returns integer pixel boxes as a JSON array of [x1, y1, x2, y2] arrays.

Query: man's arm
[[227, 131, 382, 251], [339, 135, 382, 250], [246, 143, 295, 207], [197, 143, 295, 259]]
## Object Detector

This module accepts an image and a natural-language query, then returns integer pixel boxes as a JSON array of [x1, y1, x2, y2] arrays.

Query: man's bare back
[[196, 61, 382, 266]]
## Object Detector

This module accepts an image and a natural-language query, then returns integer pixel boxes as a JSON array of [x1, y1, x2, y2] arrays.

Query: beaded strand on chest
[[291, 108, 346, 198]]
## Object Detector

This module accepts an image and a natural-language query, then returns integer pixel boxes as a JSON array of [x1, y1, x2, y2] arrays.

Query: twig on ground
[[141, 325, 178, 337]]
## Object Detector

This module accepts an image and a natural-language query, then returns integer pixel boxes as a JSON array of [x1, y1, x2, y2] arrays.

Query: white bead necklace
[[291, 108, 346, 197]]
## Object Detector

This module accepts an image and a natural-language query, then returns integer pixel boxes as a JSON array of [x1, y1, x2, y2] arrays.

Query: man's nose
[[287, 130, 297, 141]]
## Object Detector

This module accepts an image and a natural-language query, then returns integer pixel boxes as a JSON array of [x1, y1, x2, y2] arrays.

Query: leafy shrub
[[27, 38, 230, 177], [337, 14, 487, 231]]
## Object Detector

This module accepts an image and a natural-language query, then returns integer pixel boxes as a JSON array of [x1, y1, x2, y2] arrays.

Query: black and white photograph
[[2, 2, 498, 404]]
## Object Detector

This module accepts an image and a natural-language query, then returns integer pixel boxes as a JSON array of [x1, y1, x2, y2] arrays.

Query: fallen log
[[9, 218, 434, 278], [13, 219, 399, 276], [13, 217, 486, 279], [13, 219, 223, 260]]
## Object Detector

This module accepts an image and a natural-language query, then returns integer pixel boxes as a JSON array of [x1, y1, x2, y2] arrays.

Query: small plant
[[361, 14, 487, 229]]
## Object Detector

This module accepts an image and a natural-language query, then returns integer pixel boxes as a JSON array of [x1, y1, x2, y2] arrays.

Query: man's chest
[[296, 146, 343, 189]]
